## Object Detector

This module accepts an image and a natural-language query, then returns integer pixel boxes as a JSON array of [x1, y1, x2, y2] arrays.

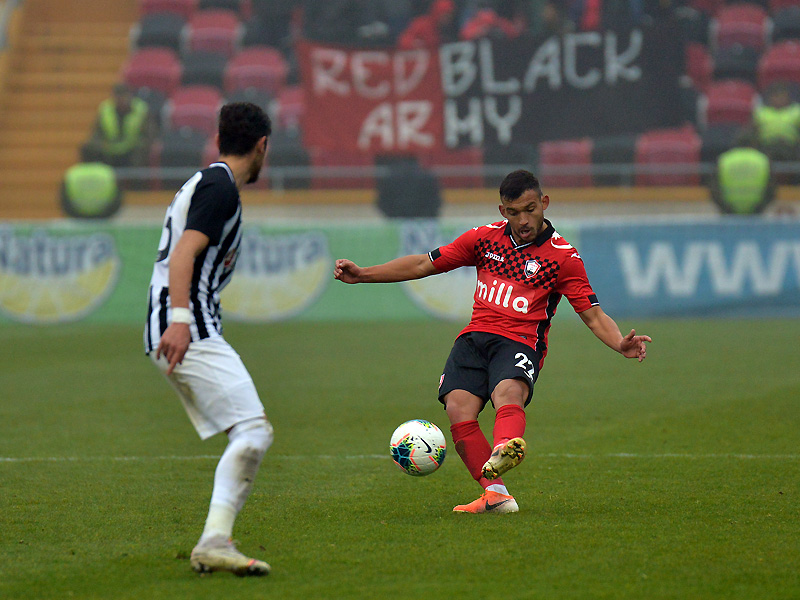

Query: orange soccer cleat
[[452, 490, 519, 514]]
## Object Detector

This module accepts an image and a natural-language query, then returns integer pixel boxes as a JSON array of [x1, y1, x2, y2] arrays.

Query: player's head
[[218, 102, 272, 184], [498, 170, 549, 244]]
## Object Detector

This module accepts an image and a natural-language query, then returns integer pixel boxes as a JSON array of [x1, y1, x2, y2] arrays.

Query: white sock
[[486, 483, 510, 495], [198, 418, 273, 544]]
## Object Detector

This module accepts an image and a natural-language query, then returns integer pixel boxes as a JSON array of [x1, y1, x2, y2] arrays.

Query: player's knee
[[229, 417, 274, 459]]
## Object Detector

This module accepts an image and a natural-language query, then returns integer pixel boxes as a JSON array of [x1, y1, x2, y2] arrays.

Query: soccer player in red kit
[[334, 170, 651, 513]]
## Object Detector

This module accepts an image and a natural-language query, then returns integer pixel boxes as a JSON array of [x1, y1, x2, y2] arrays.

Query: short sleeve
[[557, 252, 599, 313], [429, 228, 479, 272], [185, 176, 238, 246]]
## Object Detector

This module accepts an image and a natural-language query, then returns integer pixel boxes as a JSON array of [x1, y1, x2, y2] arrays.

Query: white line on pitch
[[1, 453, 799, 463]]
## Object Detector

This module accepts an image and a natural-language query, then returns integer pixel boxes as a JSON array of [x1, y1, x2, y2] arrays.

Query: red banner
[[297, 41, 445, 154]]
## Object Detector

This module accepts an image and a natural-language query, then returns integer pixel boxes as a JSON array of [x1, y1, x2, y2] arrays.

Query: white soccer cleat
[[190, 537, 271, 577], [481, 437, 527, 480]]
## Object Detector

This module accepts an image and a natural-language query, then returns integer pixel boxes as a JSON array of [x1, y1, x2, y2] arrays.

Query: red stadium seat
[[418, 146, 484, 188], [758, 40, 800, 90], [635, 126, 702, 186], [121, 47, 182, 96], [139, 0, 197, 19], [223, 46, 289, 96], [685, 42, 714, 92], [710, 3, 771, 52], [164, 85, 223, 135], [538, 139, 593, 187], [310, 148, 374, 189], [182, 9, 242, 57], [698, 80, 758, 129]]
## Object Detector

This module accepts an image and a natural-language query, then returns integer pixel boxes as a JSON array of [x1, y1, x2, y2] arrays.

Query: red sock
[[450, 420, 503, 489], [493, 404, 526, 449]]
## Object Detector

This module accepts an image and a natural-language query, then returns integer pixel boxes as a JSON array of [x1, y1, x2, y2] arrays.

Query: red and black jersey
[[429, 219, 598, 359]]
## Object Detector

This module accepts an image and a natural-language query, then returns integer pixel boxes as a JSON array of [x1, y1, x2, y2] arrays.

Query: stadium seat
[[689, 0, 725, 16], [164, 85, 223, 136], [122, 48, 183, 96], [150, 127, 210, 188], [677, 6, 711, 45], [710, 3, 772, 52], [418, 146, 485, 188], [223, 46, 289, 96], [181, 50, 228, 90], [758, 40, 800, 90], [225, 87, 273, 113], [590, 134, 637, 186], [240, 16, 272, 47], [771, 6, 800, 42], [700, 124, 744, 165], [130, 12, 187, 51], [182, 9, 242, 58], [537, 139, 593, 187], [698, 80, 758, 129], [139, 0, 197, 19], [713, 44, 760, 83], [686, 42, 714, 92], [267, 129, 310, 189], [635, 126, 702, 186], [198, 0, 251, 19], [310, 148, 374, 189], [769, 0, 800, 13]]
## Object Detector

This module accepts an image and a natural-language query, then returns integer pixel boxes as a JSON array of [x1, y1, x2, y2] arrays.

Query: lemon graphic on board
[[0, 228, 120, 323], [399, 221, 475, 321], [222, 230, 330, 322]]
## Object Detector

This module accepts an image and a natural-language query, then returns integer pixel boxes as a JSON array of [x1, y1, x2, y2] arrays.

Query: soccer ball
[[389, 419, 446, 476]]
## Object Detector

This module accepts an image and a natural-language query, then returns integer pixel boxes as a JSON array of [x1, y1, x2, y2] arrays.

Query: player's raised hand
[[619, 329, 652, 362], [333, 259, 363, 284]]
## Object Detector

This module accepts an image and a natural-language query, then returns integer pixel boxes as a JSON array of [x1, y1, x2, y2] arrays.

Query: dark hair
[[218, 102, 272, 156], [499, 169, 541, 201]]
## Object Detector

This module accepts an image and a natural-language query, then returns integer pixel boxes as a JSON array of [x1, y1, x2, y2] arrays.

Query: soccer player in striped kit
[[334, 170, 651, 514], [144, 103, 273, 574]]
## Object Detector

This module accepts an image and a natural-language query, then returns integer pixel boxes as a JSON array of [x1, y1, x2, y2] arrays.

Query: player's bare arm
[[157, 229, 210, 374], [578, 305, 651, 362], [334, 254, 437, 284]]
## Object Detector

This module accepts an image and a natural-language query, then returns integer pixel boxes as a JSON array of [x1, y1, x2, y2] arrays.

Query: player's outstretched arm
[[334, 254, 437, 284], [578, 305, 651, 362]]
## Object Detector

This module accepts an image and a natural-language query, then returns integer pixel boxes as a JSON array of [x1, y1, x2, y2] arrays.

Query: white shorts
[[150, 336, 266, 440]]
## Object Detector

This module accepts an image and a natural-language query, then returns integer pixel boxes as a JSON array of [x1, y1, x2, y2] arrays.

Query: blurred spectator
[[709, 145, 776, 215], [303, 0, 394, 46], [460, 2, 524, 40], [527, 0, 574, 38], [749, 82, 800, 163], [81, 83, 154, 168], [398, 0, 459, 49]]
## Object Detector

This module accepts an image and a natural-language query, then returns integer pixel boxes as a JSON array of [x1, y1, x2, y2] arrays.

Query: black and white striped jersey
[[144, 162, 242, 354]]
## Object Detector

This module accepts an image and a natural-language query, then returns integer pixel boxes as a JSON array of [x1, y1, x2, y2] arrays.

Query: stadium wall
[[1, 217, 798, 326]]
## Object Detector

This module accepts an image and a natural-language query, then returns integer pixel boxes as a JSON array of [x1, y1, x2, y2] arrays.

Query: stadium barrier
[[1, 217, 798, 326]]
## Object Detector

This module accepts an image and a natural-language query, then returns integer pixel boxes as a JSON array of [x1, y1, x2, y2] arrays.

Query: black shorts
[[437, 332, 541, 410]]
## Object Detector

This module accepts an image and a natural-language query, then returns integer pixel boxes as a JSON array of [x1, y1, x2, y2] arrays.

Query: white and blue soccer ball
[[389, 419, 446, 476]]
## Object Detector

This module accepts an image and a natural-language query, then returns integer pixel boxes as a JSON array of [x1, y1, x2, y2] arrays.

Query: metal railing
[[112, 160, 800, 191]]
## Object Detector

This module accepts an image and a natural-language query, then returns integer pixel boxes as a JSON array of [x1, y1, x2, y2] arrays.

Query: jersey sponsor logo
[[400, 222, 475, 320], [221, 229, 330, 322], [485, 251, 505, 262], [439, 373, 445, 389], [0, 227, 120, 323], [524, 259, 541, 278], [476, 278, 530, 313]]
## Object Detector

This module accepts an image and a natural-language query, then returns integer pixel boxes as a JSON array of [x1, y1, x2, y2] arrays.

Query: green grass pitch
[[1, 318, 798, 599]]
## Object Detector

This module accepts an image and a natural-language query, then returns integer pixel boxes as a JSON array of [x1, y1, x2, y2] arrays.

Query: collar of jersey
[[209, 161, 236, 184], [505, 219, 555, 249]]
